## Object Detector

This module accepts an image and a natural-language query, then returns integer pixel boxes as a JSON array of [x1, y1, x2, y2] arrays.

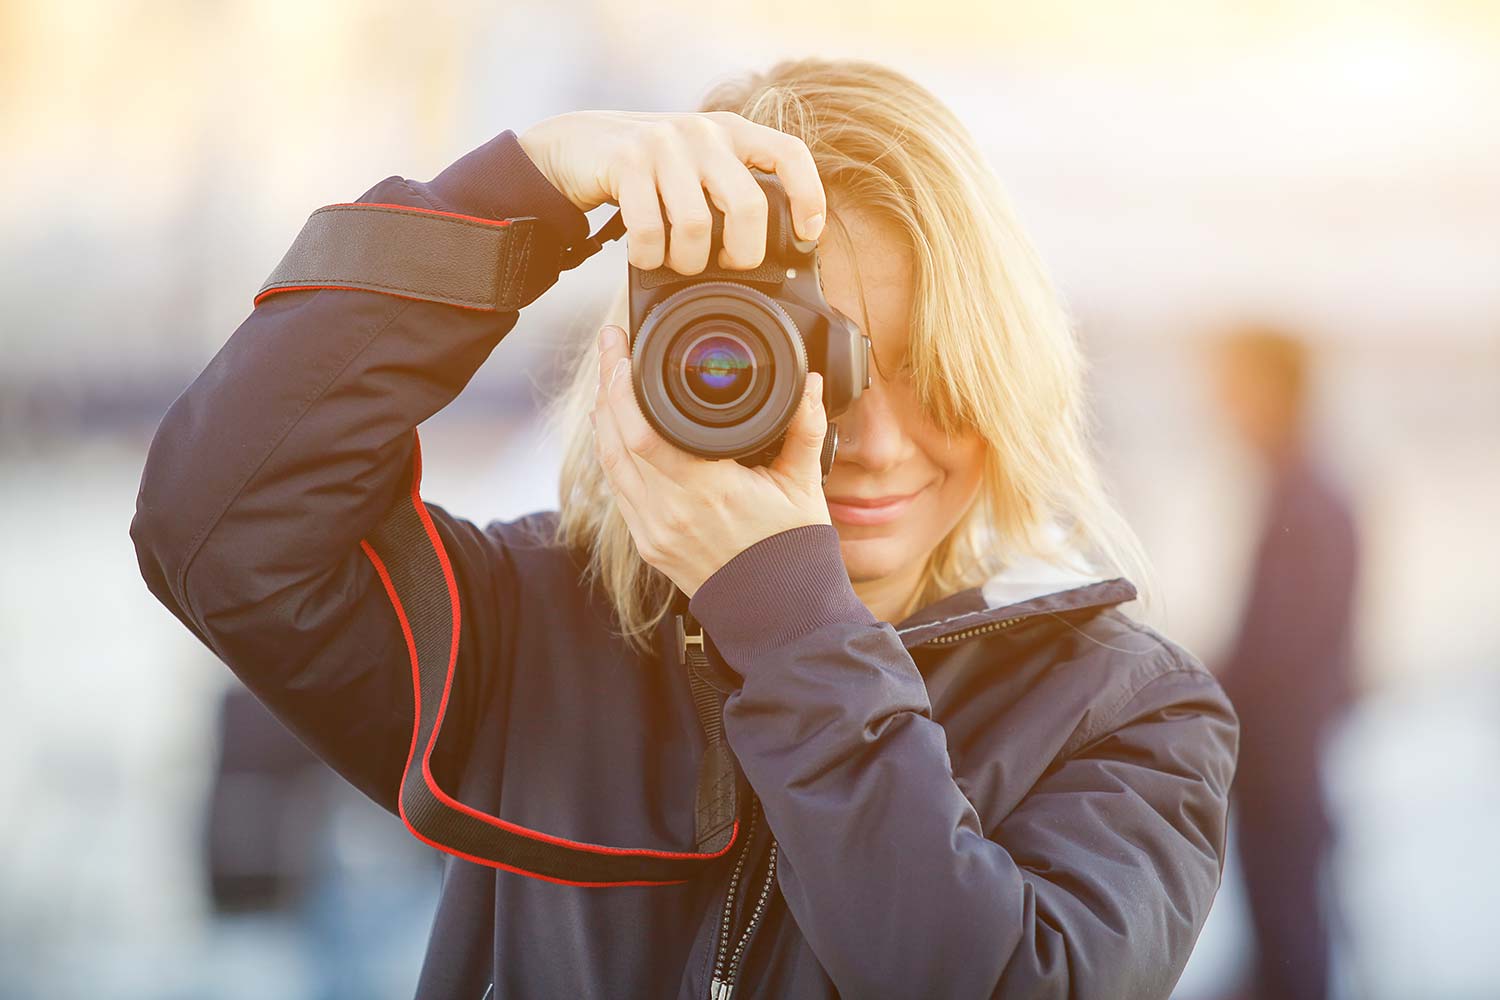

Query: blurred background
[[2, 1, 1497, 997]]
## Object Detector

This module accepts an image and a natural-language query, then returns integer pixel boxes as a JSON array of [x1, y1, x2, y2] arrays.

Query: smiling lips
[[824, 488, 924, 526]]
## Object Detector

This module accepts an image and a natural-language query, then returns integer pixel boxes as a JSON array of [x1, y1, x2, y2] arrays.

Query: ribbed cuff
[[410, 128, 591, 251], [688, 524, 877, 668]]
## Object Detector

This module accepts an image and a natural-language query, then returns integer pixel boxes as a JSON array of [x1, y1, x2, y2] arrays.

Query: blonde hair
[[543, 56, 1157, 656]]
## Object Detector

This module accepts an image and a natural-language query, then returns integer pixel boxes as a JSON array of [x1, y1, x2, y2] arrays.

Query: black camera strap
[[256, 201, 627, 312], [360, 428, 746, 886], [258, 201, 801, 884], [557, 207, 627, 271]]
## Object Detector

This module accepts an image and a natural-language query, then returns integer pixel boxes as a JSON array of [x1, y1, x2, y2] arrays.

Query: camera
[[625, 170, 871, 479]]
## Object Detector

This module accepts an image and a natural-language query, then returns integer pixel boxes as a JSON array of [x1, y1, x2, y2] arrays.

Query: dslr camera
[[625, 170, 871, 481]]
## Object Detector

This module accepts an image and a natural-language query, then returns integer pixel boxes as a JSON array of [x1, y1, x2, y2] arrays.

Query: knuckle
[[646, 120, 680, 151], [617, 145, 651, 172], [723, 189, 767, 220], [789, 137, 822, 180], [684, 114, 720, 140], [782, 130, 814, 158], [674, 212, 712, 236], [629, 220, 665, 244]]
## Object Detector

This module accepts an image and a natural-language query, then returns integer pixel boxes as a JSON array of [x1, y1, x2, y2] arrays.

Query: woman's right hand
[[518, 110, 827, 275]]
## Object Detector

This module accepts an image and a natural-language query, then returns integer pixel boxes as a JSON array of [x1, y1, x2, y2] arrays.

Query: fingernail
[[802, 213, 824, 240], [599, 325, 619, 351]]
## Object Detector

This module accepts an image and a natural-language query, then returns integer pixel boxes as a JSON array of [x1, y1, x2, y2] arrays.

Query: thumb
[[771, 371, 828, 485]]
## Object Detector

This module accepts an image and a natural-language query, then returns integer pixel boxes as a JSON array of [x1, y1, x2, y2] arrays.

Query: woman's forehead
[[817, 204, 915, 357]]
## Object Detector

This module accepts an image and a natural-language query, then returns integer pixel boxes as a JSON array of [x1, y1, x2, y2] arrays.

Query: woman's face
[[814, 203, 987, 609]]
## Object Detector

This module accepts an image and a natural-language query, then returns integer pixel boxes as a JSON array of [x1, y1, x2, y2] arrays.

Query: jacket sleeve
[[687, 524, 1240, 1000], [130, 129, 591, 814]]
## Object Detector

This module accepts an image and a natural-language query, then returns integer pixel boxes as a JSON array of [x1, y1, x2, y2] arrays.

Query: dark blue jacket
[[130, 127, 1239, 1000]]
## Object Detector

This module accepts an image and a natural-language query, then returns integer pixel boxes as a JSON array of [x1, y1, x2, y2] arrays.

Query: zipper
[[696, 612, 1030, 998], [708, 797, 778, 999], [921, 613, 1028, 645], [714, 839, 778, 999]]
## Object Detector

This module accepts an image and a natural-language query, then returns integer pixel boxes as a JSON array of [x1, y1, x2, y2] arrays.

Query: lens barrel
[[633, 281, 807, 460]]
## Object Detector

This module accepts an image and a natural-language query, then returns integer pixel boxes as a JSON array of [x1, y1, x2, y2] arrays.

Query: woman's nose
[[832, 380, 903, 472]]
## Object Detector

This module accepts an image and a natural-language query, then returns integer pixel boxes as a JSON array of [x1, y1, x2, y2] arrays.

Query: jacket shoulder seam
[[1063, 660, 1205, 759], [1058, 617, 1213, 757]]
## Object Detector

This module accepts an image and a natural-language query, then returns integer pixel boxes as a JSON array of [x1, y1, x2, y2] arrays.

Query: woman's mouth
[[825, 487, 924, 526]]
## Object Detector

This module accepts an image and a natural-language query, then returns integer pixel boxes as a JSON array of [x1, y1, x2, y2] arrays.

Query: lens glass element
[[682, 331, 755, 407]]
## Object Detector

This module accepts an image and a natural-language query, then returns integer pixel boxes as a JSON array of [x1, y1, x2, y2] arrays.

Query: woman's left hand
[[591, 323, 833, 598]]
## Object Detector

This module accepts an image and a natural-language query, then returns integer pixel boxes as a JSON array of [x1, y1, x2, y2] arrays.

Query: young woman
[[133, 57, 1237, 999]]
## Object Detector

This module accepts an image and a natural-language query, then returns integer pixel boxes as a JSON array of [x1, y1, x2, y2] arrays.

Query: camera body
[[626, 169, 871, 475]]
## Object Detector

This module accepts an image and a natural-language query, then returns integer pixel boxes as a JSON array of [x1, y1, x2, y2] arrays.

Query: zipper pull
[[710, 977, 734, 1000]]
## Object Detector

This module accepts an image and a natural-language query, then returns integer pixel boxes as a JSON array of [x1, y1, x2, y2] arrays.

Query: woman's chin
[[834, 532, 908, 581]]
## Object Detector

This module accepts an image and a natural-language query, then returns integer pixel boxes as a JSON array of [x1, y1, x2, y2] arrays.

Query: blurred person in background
[[1210, 324, 1361, 1000], [132, 56, 1238, 998], [203, 686, 440, 1000]]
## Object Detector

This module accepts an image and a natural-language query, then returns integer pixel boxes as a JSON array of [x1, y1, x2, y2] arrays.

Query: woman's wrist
[[518, 115, 592, 213]]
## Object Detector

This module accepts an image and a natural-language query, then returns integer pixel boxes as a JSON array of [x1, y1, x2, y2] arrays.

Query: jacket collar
[[894, 547, 1139, 648], [665, 526, 1139, 657]]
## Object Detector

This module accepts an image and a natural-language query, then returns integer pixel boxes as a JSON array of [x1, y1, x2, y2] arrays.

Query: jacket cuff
[[408, 128, 591, 253], [688, 524, 878, 668]]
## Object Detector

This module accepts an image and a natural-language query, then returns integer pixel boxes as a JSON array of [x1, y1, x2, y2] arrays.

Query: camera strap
[[255, 202, 628, 312], [360, 428, 746, 886], [262, 201, 755, 884], [557, 207, 627, 271]]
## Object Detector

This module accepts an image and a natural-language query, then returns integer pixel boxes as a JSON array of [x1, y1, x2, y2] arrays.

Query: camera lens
[[682, 330, 755, 407], [633, 281, 806, 459]]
